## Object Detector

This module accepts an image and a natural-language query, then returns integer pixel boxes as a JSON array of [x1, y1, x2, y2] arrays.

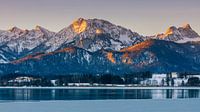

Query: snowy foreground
[[0, 99, 200, 112]]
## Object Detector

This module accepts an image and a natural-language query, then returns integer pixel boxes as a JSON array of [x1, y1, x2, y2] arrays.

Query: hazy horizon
[[0, 0, 200, 35]]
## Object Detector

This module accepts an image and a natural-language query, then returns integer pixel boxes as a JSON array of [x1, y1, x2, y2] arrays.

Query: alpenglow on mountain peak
[[1, 18, 200, 74], [0, 19, 199, 56], [72, 18, 104, 35], [181, 23, 192, 29], [153, 23, 200, 42], [46, 18, 143, 52], [72, 18, 88, 34], [8, 26, 25, 35]]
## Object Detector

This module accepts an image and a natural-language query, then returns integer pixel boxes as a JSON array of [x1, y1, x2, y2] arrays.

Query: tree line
[[0, 72, 200, 86]]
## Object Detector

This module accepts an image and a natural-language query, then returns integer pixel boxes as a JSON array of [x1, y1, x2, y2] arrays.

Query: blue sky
[[0, 0, 200, 35]]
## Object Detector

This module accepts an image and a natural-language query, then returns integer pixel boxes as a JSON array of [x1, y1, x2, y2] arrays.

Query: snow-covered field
[[0, 99, 200, 112]]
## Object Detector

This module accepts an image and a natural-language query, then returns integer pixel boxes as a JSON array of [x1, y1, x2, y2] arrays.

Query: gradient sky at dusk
[[0, 0, 200, 35]]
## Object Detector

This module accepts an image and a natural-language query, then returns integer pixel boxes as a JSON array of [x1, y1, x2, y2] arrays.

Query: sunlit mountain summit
[[0, 18, 200, 75]]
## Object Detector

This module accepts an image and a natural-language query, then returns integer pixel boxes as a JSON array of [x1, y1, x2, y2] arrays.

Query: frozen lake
[[0, 87, 200, 101], [0, 99, 200, 112], [1, 88, 200, 112]]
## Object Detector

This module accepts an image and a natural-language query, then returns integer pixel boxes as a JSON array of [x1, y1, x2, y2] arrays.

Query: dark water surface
[[0, 88, 200, 101]]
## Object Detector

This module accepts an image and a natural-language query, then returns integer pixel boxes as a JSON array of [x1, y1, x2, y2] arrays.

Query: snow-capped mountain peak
[[177, 23, 199, 39], [9, 27, 25, 35], [153, 24, 200, 42], [35, 25, 43, 31], [1, 19, 199, 65], [0, 25, 56, 63], [72, 18, 88, 34], [1, 19, 200, 74], [46, 18, 144, 52], [164, 26, 180, 37], [34, 25, 55, 37], [181, 23, 192, 29], [59, 17, 143, 41]]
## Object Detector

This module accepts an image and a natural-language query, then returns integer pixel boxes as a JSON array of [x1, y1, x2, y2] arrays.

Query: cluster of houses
[[3, 72, 200, 87], [50, 72, 200, 87], [8, 77, 36, 83], [141, 72, 200, 87]]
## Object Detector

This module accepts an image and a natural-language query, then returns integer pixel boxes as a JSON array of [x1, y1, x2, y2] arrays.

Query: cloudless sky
[[0, 0, 200, 35]]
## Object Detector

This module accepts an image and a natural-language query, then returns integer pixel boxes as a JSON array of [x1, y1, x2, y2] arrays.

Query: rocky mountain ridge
[[0, 18, 200, 74]]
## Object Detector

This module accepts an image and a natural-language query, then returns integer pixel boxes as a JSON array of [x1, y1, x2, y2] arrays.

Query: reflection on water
[[0, 89, 200, 101]]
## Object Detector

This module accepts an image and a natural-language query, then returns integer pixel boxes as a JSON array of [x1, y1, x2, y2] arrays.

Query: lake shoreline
[[0, 86, 200, 89]]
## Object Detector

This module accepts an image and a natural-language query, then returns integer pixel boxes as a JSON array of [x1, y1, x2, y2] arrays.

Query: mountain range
[[0, 18, 200, 75]]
